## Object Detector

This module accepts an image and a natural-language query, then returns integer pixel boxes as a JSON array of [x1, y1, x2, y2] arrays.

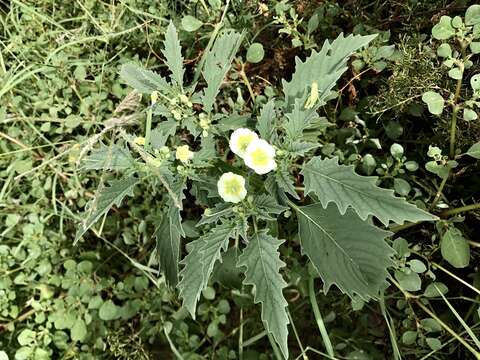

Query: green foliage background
[[1, 0, 480, 359]]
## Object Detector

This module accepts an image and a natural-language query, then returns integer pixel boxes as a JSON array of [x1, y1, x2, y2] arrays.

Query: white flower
[[229, 128, 258, 158], [176, 145, 194, 163], [217, 172, 247, 203], [244, 139, 276, 175]]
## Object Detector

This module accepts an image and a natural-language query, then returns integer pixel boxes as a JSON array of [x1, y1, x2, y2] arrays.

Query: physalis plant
[[76, 22, 437, 357]]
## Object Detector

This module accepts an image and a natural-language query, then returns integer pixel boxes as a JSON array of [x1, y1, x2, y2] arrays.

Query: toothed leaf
[[295, 202, 394, 299], [237, 231, 289, 359], [178, 222, 237, 317], [162, 21, 185, 86], [201, 30, 243, 113], [301, 156, 437, 225], [75, 176, 138, 244], [283, 33, 377, 109], [119, 63, 169, 93]]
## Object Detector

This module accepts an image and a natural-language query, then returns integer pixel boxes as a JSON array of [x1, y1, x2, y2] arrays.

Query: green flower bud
[[179, 94, 189, 104]]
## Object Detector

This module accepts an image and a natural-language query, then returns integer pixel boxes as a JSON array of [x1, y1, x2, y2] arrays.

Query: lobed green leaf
[[301, 156, 437, 225], [237, 231, 290, 359]]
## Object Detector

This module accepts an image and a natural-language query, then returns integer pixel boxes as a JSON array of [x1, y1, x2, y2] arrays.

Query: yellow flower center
[[250, 148, 270, 167], [224, 178, 242, 196], [238, 134, 256, 153], [176, 145, 193, 163]]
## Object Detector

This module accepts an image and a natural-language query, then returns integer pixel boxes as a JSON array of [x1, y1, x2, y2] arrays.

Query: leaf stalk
[[308, 277, 335, 358]]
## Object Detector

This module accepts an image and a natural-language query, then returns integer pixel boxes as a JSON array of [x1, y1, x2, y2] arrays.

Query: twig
[[308, 277, 335, 358], [440, 203, 480, 217]]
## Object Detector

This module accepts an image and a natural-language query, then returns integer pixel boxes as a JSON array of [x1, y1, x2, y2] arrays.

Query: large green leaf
[[441, 227, 470, 268], [74, 176, 138, 244], [119, 63, 169, 93], [237, 231, 289, 359], [178, 222, 237, 317], [301, 156, 437, 225], [282, 33, 376, 109], [257, 99, 276, 141], [81, 144, 134, 171], [294, 202, 394, 300], [201, 30, 243, 113], [155, 176, 186, 286], [162, 21, 185, 87]]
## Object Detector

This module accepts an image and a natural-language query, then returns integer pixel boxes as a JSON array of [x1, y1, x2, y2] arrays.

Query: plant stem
[[287, 310, 308, 360], [390, 222, 421, 233], [267, 332, 284, 360], [308, 277, 335, 358], [144, 107, 153, 149], [440, 203, 480, 217], [430, 172, 449, 210], [415, 299, 480, 359], [239, 308, 244, 360], [243, 330, 267, 347], [239, 61, 256, 104], [449, 106, 459, 159], [198, 0, 211, 16], [164, 326, 185, 360], [391, 278, 480, 359], [450, 43, 465, 159], [431, 261, 480, 297]]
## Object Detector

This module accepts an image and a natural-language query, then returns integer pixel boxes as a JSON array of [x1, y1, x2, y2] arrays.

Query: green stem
[[287, 310, 308, 359], [431, 261, 480, 297], [308, 277, 334, 358], [430, 172, 449, 210], [415, 299, 480, 359], [239, 308, 244, 360], [243, 330, 267, 347], [391, 279, 480, 359], [144, 107, 153, 150], [198, 0, 211, 16], [449, 106, 459, 159], [267, 332, 284, 360], [238, 61, 255, 104], [164, 326, 185, 360], [450, 44, 465, 159], [440, 203, 480, 217], [390, 222, 420, 233]]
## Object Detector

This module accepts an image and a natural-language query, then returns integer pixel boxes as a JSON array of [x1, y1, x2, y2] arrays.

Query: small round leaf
[[466, 142, 480, 159], [394, 178, 411, 197], [408, 259, 426, 273], [402, 330, 417, 345], [466, 5, 480, 26], [246, 43, 265, 63], [99, 300, 119, 321], [441, 227, 470, 268], [464, 108, 478, 121], [181, 16, 203, 32], [448, 67, 463, 80], [424, 282, 448, 298], [70, 318, 87, 342], [395, 270, 421, 292], [432, 16, 455, 40], [390, 143, 404, 159], [437, 43, 452, 58], [426, 337, 442, 351], [470, 74, 480, 90], [422, 91, 445, 115], [470, 42, 480, 54]]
